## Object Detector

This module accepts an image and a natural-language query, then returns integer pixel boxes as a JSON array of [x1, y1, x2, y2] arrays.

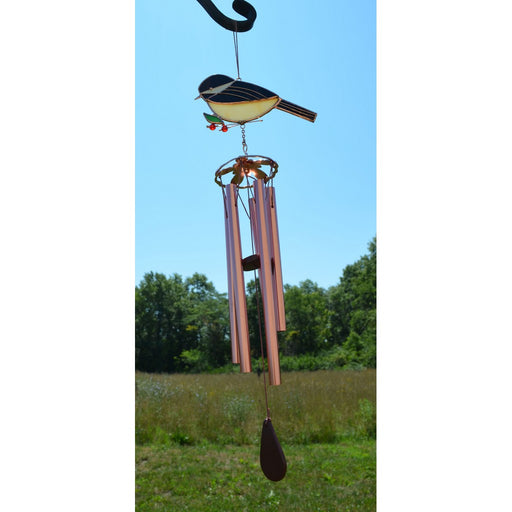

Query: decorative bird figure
[[197, 74, 317, 124]]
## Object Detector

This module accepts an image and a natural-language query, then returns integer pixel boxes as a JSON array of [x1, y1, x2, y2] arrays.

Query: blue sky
[[136, 0, 375, 292]]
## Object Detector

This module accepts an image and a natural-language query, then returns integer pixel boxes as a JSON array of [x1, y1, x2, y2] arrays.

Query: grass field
[[136, 441, 375, 511], [136, 369, 376, 511]]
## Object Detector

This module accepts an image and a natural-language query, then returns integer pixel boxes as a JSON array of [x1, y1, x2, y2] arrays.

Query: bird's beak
[[194, 94, 201, 100]]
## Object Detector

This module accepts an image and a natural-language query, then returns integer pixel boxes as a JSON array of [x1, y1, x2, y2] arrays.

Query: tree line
[[136, 237, 376, 373]]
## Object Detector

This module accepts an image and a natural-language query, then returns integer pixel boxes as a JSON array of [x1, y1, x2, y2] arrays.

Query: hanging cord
[[233, 24, 249, 156], [236, 186, 251, 219], [255, 269, 271, 419], [233, 28, 241, 79], [221, 183, 228, 218]]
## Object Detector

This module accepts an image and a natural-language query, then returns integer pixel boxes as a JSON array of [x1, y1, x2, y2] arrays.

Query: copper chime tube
[[249, 198, 259, 255], [251, 192, 286, 331], [224, 193, 240, 364], [225, 184, 252, 373], [253, 179, 281, 385], [266, 186, 286, 332]]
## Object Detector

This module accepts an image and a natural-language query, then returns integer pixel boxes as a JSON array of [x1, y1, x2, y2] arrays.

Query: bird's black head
[[198, 74, 235, 96]]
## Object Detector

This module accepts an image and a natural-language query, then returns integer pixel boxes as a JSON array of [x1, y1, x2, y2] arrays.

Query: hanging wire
[[221, 183, 228, 218], [234, 25, 249, 156], [237, 190, 251, 219], [255, 268, 271, 419], [233, 28, 241, 79]]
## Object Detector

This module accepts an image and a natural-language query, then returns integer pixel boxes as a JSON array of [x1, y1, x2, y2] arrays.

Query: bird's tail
[[276, 99, 317, 123]]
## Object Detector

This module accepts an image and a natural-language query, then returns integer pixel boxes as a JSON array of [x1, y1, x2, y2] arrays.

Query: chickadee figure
[[196, 74, 317, 124]]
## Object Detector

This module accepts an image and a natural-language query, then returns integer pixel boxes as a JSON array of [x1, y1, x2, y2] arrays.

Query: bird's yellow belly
[[208, 97, 280, 123]]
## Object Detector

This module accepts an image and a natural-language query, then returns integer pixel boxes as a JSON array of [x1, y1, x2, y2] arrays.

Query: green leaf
[[203, 113, 223, 124]]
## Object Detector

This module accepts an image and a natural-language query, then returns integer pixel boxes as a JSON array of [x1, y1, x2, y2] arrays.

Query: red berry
[[209, 123, 216, 130], [221, 125, 228, 132]]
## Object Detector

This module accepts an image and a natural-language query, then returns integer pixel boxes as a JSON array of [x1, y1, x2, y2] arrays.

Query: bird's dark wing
[[208, 80, 278, 103]]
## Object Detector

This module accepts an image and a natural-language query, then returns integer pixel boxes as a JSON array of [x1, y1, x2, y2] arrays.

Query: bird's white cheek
[[208, 81, 236, 95]]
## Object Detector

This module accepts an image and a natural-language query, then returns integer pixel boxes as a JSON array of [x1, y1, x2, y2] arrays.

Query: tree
[[183, 273, 230, 370], [135, 236, 377, 373], [245, 278, 263, 358], [328, 237, 376, 367], [135, 272, 231, 373], [135, 272, 194, 372], [246, 278, 329, 358], [282, 280, 330, 356]]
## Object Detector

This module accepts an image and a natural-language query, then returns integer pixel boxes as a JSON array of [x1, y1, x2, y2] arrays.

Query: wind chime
[[196, 0, 317, 482]]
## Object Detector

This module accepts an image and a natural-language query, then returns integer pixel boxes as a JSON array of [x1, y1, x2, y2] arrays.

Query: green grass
[[136, 441, 376, 511], [136, 369, 376, 511], [136, 369, 376, 446]]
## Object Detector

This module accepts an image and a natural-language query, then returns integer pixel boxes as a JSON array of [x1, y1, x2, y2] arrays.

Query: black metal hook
[[196, 0, 257, 32]]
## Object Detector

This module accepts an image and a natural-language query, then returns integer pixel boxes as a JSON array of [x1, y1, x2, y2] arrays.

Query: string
[[221, 184, 228, 218], [237, 187, 251, 219], [233, 28, 241, 79], [255, 269, 271, 419]]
